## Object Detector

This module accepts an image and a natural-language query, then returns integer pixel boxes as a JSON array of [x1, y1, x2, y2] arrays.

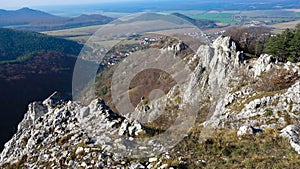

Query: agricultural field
[[267, 20, 300, 33], [43, 9, 300, 44], [43, 25, 105, 43], [284, 9, 300, 12], [192, 13, 237, 25], [191, 10, 300, 25]]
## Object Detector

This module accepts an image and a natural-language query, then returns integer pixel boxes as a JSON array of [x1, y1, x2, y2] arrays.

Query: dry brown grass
[[267, 20, 300, 34], [95, 36, 195, 113], [255, 68, 299, 92], [163, 128, 300, 168]]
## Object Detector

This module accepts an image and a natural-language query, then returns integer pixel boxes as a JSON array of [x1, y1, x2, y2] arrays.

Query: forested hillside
[[0, 28, 86, 151], [0, 28, 82, 62]]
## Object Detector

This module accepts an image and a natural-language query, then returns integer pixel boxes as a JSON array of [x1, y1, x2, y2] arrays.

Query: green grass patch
[[192, 13, 238, 24], [0, 51, 38, 65], [251, 17, 295, 22], [98, 85, 108, 96], [264, 108, 274, 117]]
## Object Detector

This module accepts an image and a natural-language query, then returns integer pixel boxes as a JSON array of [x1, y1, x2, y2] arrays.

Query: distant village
[[93, 31, 228, 67], [88, 18, 282, 67], [231, 14, 300, 27]]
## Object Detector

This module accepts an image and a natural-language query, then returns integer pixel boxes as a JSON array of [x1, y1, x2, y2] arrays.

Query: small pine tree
[[265, 24, 300, 63]]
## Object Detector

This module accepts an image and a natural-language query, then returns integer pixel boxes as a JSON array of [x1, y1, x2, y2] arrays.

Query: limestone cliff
[[1, 36, 299, 168]]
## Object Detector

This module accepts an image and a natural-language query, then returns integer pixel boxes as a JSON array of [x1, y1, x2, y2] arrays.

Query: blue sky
[[0, 0, 143, 9], [2, 0, 299, 11]]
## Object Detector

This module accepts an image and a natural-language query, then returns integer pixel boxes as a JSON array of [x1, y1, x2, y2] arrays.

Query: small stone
[[61, 151, 68, 158], [81, 162, 87, 167], [237, 125, 263, 136], [237, 126, 252, 136], [85, 137, 96, 144], [130, 162, 145, 169], [43, 154, 50, 160], [100, 153, 107, 159], [75, 147, 84, 154], [158, 164, 168, 169], [84, 148, 90, 153], [98, 162, 104, 169], [68, 160, 74, 166], [147, 163, 153, 169], [198, 159, 206, 164], [149, 157, 157, 163], [280, 125, 300, 154], [138, 146, 147, 150]]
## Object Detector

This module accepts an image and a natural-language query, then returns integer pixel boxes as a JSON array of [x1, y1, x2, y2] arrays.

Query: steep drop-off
[[0, 36, 299, 168]]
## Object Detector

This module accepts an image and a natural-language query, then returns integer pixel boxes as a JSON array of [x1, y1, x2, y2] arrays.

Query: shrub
[[264, 108, 273, 116], [98, 86, 108, 96]]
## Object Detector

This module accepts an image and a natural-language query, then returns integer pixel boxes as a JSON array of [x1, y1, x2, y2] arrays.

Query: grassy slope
[[42, 25, 102, 44], [43, 24, 103, 37], [161, 128, 300, 168], [267, 20, 300, 33], [191, 10, 299, 25]]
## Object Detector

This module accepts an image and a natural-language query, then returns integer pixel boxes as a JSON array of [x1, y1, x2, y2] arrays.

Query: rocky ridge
[[1, 35, 299, 168], [0, 92, 147, 168]]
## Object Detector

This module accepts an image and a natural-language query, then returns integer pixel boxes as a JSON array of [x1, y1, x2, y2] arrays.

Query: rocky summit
[[1, 36, 300, 168], [0, 92, 148, 168]]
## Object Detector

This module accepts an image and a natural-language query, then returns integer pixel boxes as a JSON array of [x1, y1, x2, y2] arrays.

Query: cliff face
[[1, 36, 299, 168], [0, 92, 146, 167]]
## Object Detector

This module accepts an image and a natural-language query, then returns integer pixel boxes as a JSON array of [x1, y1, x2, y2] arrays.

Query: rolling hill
[[0, 7, 60, 25], [0, 8, 114, 31], [0, 28, 82, 61], [171, 12, 219, 29]]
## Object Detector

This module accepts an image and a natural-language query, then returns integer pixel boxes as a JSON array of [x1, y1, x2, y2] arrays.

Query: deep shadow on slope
[[0, 51, 95, 151]]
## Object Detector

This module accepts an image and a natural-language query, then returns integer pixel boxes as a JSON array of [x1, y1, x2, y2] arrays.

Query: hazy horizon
[[2, 0, 300, 10], [0, 0, 146, 9]]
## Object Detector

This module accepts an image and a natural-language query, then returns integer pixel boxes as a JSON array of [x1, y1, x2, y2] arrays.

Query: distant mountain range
[[0, 8, 114, 31], [51, 0, 299, 13]]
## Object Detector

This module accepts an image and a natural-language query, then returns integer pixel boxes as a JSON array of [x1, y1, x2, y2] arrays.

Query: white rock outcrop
[[0, 94, 147, 167], [1, 35, 299, 168], [252, 54, 275, 77], [280, 125, 300, 154]]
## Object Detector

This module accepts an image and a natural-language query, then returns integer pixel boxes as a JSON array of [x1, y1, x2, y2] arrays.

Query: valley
[[0, 1, 299, 168]]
